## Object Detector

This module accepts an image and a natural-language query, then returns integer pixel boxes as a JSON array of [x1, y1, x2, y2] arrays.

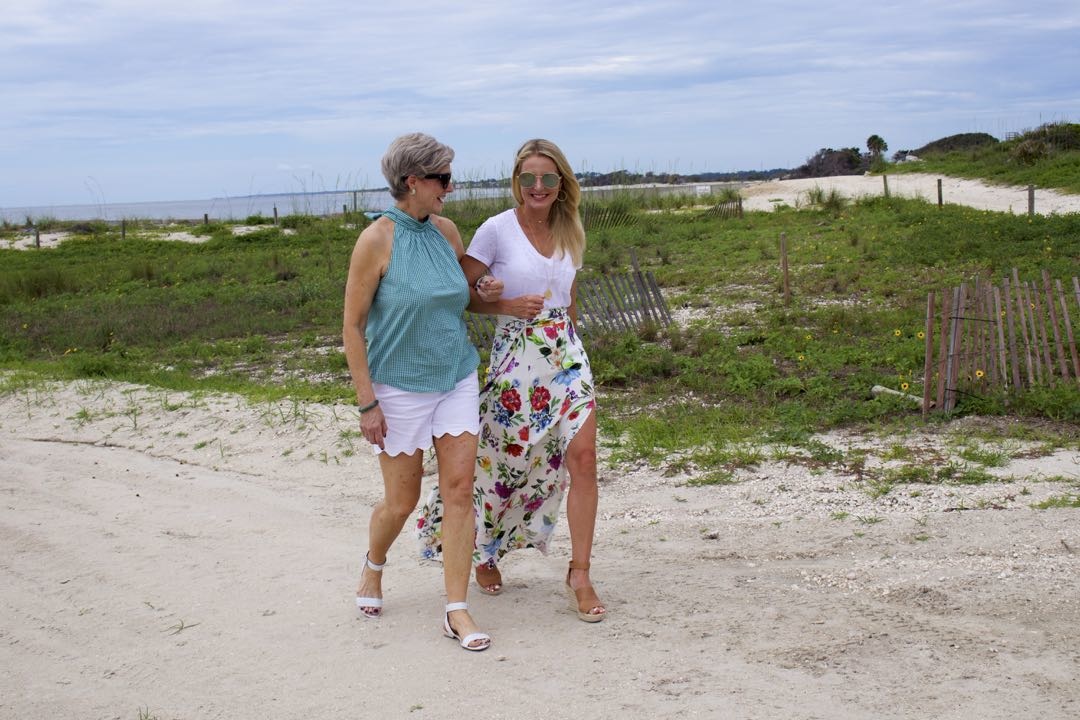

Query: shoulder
[[352, 216, 394, 259], [431, 214, 465, 256], [475, 208, 516, 238], [431, 214, 460, 239], [490, 208, 517, 228]]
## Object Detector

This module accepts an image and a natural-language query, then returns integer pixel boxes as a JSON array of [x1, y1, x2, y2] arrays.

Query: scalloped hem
[[374, 426, 478, 457]]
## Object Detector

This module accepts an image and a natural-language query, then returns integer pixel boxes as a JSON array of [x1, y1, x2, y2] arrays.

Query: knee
[[383, 493, 420, 523], [439, 472, 474, 509], [566, 443, 597, 474]]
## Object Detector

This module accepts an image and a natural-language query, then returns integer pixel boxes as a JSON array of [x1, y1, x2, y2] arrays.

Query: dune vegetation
[[2, 145, 1079, 467]]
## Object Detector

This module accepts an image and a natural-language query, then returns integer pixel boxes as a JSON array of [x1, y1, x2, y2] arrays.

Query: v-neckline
[[514, 208, 554, 260]]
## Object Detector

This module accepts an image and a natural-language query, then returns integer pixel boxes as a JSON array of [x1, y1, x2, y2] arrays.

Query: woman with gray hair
[[342, 132, 501, 651]]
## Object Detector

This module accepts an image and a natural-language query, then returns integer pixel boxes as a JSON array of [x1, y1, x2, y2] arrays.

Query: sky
[[2, 0, 1078, 208]]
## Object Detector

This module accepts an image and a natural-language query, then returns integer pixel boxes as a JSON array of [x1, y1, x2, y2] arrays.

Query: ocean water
[[0, 189, 399, 224], [1, 183, 713, 225]]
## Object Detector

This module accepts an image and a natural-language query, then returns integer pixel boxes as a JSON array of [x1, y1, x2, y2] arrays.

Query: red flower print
[[568, 411, 579, 421], [416, 517, 426, 529], [518, 427, 530, 441], [505, 443, 524, 457], [500, 388, 522, 412], [531, 386, 551, 411], [544, 325, 559, 339], [561, 396, 572, 414]]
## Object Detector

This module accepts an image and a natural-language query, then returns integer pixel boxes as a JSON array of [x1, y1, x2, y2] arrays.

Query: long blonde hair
[[511, 139, 586, 266]]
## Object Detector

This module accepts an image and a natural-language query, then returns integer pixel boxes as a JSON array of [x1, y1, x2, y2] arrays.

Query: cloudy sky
[[2, 0, 1078, 207]]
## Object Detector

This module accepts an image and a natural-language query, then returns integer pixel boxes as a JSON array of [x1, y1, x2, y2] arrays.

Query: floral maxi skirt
[[416, 307, 595, 565]]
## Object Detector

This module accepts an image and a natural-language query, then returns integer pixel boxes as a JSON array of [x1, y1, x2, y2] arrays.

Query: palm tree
[[866, 134, 888, 158]]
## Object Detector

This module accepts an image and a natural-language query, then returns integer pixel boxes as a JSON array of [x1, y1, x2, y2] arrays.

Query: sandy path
[[2, 380, 1078, 719], [740, 172, 1080, 215]]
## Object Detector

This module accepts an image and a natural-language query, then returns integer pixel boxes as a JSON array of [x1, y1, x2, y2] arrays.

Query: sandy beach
[[2, 378, 1078, 720], [739, 172, 1080, 215]]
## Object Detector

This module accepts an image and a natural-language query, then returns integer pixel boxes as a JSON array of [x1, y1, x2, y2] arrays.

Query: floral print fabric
[[417, 306, 595, 564]]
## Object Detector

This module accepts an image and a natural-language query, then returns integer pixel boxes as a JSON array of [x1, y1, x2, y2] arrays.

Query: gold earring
[[557, 190, 567, 202], [410, 187, 416, 196]]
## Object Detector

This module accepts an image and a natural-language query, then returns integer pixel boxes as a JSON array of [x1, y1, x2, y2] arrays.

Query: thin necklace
[[518, 208, 555, 299]]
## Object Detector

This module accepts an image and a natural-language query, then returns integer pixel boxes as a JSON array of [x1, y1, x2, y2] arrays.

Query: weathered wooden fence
[[580, 204, 638, 232], [922, 269, 1080, 415], [711, 197, 743, 219], [465, 252, 671, 348]]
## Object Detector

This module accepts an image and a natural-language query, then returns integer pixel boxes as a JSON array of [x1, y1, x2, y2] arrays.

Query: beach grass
[[887, 122, 1080, 193], [1, 189, 1079, 465]]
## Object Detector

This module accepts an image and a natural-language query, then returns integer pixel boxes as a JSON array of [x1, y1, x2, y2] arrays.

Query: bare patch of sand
[[741, 172, 1080, 215], [1, 379, 1077, 718]]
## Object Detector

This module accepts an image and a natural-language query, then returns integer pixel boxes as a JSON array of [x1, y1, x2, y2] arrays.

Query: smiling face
[[515, 154, 560, 216], [410, 165, 453, 215]]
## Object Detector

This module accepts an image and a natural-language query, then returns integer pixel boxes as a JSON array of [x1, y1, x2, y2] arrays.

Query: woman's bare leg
[[356, 451, 423, 610], [564, 412, 605, 616], [433, 431, 487, 645]]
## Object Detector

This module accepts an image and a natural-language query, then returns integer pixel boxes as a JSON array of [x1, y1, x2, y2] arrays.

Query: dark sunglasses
[[402, 173, 452, 189], [518, 172, 561, 189]]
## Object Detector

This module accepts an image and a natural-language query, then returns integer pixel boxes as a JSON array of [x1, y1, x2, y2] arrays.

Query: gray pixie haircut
[[381, 132, 455, 200]]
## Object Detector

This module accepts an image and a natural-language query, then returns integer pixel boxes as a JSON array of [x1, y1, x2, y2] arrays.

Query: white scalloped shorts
[[371, 372, 480, 456]]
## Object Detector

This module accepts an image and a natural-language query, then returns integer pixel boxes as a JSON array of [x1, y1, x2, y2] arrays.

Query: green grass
[[887, 122, 1080, 193], [2, 186, 1079, 466], [1032, 494, 1080, 509]]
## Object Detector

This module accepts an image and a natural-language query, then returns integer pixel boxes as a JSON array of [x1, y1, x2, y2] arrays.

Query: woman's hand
[[360, 406, 388, 450], [475, 275, 504, 302], [502, 294, 546, 320]]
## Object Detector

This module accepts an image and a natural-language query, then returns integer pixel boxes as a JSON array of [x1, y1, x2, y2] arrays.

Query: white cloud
[[1, 0, 1078, 206]]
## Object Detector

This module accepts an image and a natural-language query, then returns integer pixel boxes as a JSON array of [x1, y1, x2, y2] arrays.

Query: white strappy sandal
[[355, 553, 385, 619], [442, 602, 491, 652]]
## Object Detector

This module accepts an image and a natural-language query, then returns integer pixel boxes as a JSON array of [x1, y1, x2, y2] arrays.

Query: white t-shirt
[[466, 208, 579, 309]]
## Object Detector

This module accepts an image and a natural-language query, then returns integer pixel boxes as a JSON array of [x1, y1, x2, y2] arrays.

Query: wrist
[[358, 398, 379, 414]]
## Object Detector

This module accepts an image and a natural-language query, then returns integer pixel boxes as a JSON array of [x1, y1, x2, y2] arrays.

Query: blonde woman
[[418, 138, 605, 622]]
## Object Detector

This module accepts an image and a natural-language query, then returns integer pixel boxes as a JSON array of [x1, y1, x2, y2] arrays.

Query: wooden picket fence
[[580, 203, 638, 231], [711, 196, 743, 219], [465, 253, 671, 347], [921, 269, 1080, 415]]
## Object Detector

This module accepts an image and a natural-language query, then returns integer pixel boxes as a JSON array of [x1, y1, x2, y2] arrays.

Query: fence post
[[882, 174, 890, 199], [273, 206, 279, 225], [204, 213, 209, 226], [944, 285, 965, 412], [922, 292, 935, 418], [1028, 185, 1035, 216], [1056, 278, 1080, 381], [353, 190, 359, 213], [937, 179, 943, 208], [35, 227, 40, 248], [1043, 270, 1069, 379], [628, 247, 656, 325], [780, 232, 790, 306], [121, 219, 126, 241]]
